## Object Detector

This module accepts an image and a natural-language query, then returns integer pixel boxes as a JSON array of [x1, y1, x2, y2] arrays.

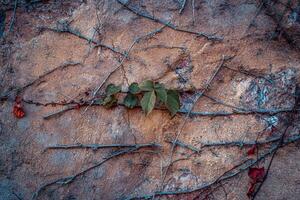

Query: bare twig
[[179, 0, 187, 14], [199, 134, 300, 148], [85, 25, 167, 113], [116, 0, 223, 41], [186, 108, 296, 117], [125, 134, 300, 199], [167, 134, 300, 152], [140, 44, 187, 51], [223, 65, 273, 83], [45, 143, 161, 151], [245, 0, 265, 32], [192, 0, 195, 25], [165, 138, 200, 153], [8, 0, 18, 33], [38, 24, 125, 56], [203, 94, 246, 111], [32, 143, 160, 200], [251, 122, 292, 199], [0, 61, 82, 100], [2, 0, 42, 12], [21, 95, 296, 120], [42, 104, 81, 120], [159, 55, 230, 194]]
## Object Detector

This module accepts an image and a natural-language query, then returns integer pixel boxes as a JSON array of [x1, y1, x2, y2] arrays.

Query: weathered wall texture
[[1, 0, 300, 200]]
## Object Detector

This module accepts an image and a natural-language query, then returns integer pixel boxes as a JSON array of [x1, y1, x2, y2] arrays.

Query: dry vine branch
[[223, 65, 273, 83], [165, 138, 200, 153], [32, 143, 160, 200], [8, 0, 18, 34], [116, 0, 223, 41], [38, 22, 126, 56], [168, 134, 300, 152], [251, 108, 297, 199], [125, 134, 300, 200], [159, 55, 231, 194], [90, 25, 167, 98], [140, 44, 187, 51], [0, 61, 82, 101], [84, 25, 167, 113], [192, 0, 195, 25], [45, 143, 162, 151], [179, 0, 187, 14], [245, 0, 265, 33], [21, 94, 297, 120], [2, 0, 43, 12], [187, 107, 296, 117]]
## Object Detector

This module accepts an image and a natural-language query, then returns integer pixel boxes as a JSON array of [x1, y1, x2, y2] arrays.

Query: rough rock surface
[[1, 0, 300, 200]]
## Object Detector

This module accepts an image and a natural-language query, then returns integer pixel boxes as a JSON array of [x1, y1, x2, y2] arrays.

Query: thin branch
[[91, 25, 166, 97], [199, 134, 300, 148], [2, 0, 42, 12], [45, 143, 161, 151], [186, 108, 296, 117], [116, 0, 223, 41], [21, 96, 297, 120], [0, 61, 82, 100], [32, 143, 160, 200], [179, 0, 187, 14], [223, 65, 273, 83], [159, 55, 230, 193], [8, 0, 18, 33], [42, 104, 79, 120], [192, 0, 195, 25], [85, 25, 167, 113], [165, 138, 200, 153], [203, 94, 247, 111], [167, 135, 300, 153], [38, 23, 125, 56], [125, 134, 300, 199], [251, 124, 291, 199], [245, 0, 265, 32], [140, 44, 187, 51]]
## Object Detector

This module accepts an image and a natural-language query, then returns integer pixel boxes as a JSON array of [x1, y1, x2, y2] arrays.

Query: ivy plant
[[100, 80, 180, 116]]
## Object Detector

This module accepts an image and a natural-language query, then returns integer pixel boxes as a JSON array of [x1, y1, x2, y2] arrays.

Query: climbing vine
[[100, 80, 180, 116]]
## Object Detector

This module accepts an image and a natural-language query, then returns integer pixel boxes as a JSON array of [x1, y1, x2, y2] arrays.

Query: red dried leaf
[[13, 103, 25, 119], [247, 182, 256, 197], [75, 104, 81, 110], [248, 167, 265, 182], [246, 167, 265, 198], [15, 96, 22, 103], [247, 145, 256, 156]]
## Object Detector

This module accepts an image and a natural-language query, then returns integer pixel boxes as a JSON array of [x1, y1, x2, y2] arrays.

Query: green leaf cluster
[[100, 81, 180, 116], [101, 84, 121, 108]]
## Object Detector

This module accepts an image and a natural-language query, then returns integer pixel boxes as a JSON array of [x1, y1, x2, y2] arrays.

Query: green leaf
[[154, 83, 167, 103], [165, 90, 180, 116], [123, 93, 138, 109], [102, 95, 118, 108], [139, 80, 154, 91], [128, 82, 140, 94], [94, 99, 104, 105], [141, 91, 156, 115], [105, 84, 121, 96]]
